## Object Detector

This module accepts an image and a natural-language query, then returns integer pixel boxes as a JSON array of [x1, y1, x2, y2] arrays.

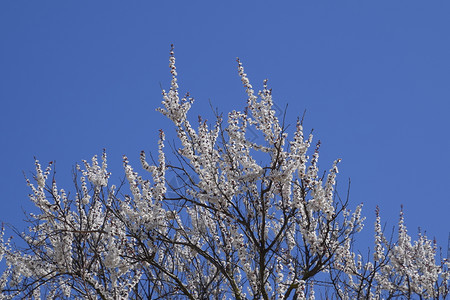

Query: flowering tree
[[1, 47, 448, 299]]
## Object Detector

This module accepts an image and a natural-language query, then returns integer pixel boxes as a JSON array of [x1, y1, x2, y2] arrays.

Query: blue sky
[[1, 2, 449, 253]]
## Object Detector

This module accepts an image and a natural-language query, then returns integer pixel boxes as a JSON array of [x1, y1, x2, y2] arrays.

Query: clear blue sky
[[1, 2, 449, 252]]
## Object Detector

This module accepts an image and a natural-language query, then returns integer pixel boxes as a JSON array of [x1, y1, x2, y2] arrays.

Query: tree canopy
[[1, 47, 448, 299]]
